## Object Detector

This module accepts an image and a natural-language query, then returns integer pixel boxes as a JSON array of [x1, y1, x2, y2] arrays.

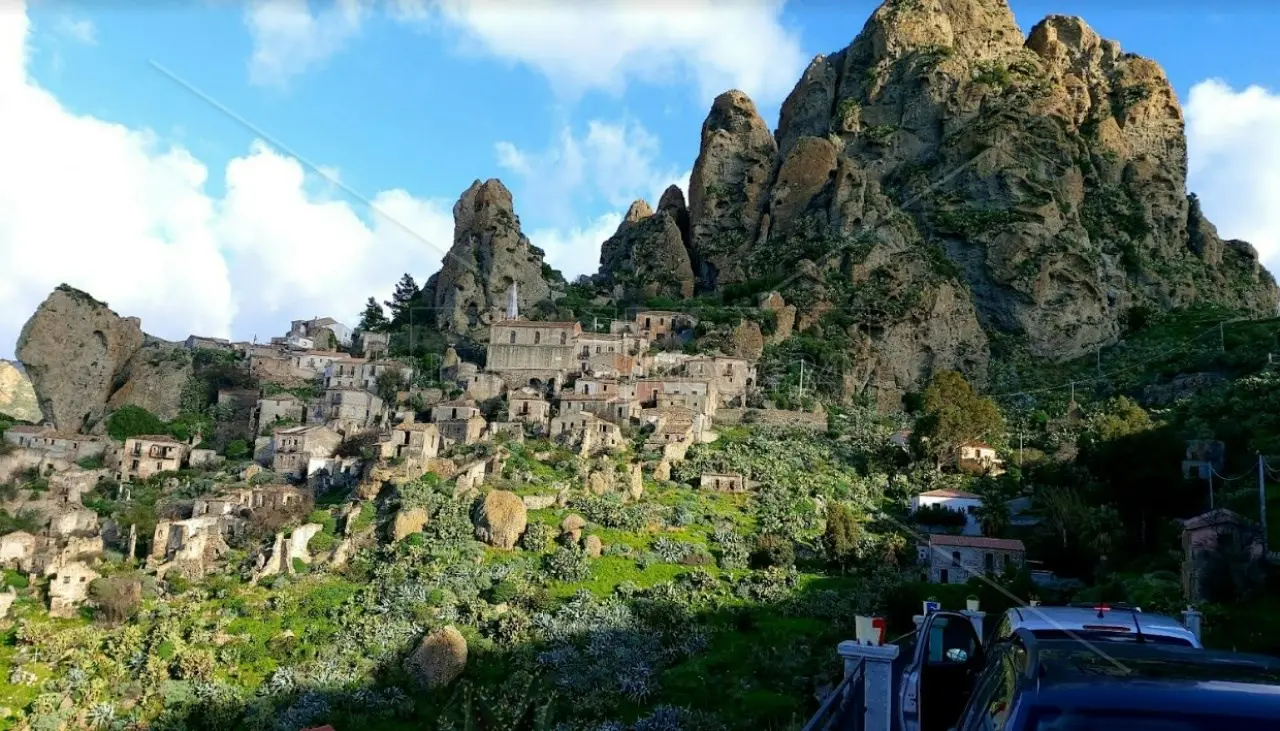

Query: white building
[[910, 488, 983, 536]]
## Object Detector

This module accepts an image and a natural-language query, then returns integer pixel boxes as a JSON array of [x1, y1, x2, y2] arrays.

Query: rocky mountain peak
[[599, 191, 696, 301], [856, 0, 1023, 64], [624, 199, 653, 224], [426, 178, 555, 335]]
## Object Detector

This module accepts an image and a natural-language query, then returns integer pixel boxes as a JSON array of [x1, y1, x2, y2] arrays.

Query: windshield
[[1029, 708, 1280, 731], [1030, 630, 1195, 647]]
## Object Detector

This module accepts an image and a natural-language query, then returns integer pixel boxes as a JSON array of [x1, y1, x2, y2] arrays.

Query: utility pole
[[1096, 347, 1102, 376], [1260, 453, 1269, 554], [1220, 321, 1227, 352], [798, 360, 806, 401]]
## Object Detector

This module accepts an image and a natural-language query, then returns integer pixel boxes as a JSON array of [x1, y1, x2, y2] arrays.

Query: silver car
[[989, 603, 1202, 648]]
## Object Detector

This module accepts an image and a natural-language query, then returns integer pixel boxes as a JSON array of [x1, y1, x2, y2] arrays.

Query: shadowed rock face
[[0, 360, 40, 423], [425, 179, 557, 336], [599, 191, 696, 301], [16, 285, 191, 433], [669, 0, 1277, 407]]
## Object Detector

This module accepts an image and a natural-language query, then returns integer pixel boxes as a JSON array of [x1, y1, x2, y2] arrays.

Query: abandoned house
[[385, 416, 442, 464], [324, 387, 384, 434], [431, 400, 482, 423], [255, 393, 306, 435], [47, 560, 99, 618], [700, 472, 746, 493], [3, 426, 109, 462], [920, 535, 1025, 585], [121, 435, 191, 482], [506, 391, 551, 428], [271, 425, 342, 479], [682, 356, 756, 407], [1181, 508, 1266, 602], [486, 320, 582, 381]]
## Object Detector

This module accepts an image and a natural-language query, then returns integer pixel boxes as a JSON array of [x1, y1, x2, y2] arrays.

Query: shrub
[[751, 534, 795, 569], [163, 570, 190, 595], [106, 405, 168, 441], [224, 440, 250, 460], [521, 522, 554, 553], [89, 576, 142, 624], [824, 503, 863, 568], [3, 570, 28, 589], [543, 547, 591, 582]]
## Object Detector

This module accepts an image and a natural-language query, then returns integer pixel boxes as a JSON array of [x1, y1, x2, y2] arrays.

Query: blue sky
[[2, 0, 1279, 358]]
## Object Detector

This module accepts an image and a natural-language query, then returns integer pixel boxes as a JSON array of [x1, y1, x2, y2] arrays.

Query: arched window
[[509, 331, 516, 344]]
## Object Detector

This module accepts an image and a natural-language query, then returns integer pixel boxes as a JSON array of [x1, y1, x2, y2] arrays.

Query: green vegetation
[[931, 206, 1026, 239]]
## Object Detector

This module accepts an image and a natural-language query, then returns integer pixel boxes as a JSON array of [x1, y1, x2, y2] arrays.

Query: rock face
[[664, 0, 1277, 407], [406, 626, 468, 689], [424, 179, 557, 336], [471, 490, 527, 549], [0, 361, 40, 423], [391, 506, 429, 542], [16, 285, 193, 433], [599, 191, 697, 300], [687, 91, 778, 289]]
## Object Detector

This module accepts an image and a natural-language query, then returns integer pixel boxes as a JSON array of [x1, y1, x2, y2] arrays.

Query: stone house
[[289, 317, 353, 348], [292, 350, 350, 379], [683, 356, 756, 407], [911, 488, 984, 537], [323, 357, 368, 389], [48, 560, 99, 618], [255, 393, 306, 435], [551, 412, 624, 450], [0, 531, 37, 571], [455, 459, 489, 492], [271, 425, 342, 479], [50, 507, 99, 538], [439, 415, 487, 446], [465, 372, 507, 402], [121, 435, 191, 482], [325, 387, 384, 434], [1181, 508, 1266, 602], [385, 417, 442, 464], [507, 391, 550, 428], [622, 310, 690, 340], [558, 393, 638, 425], [3, 426, 109, 462], [184, 335, 233, 351], [700, 472, 745, 492], [955, 442, 1005, 476], [574, 377, 627, 397], [357, 331, 390, 359], [636, 378, 718, 417], [920, 535, 1025, 585], [150, 515, 235, 562], [486, 320, 582, 381], [432, 400, 482, 423]]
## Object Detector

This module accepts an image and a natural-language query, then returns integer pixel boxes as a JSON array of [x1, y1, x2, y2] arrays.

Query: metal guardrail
[[802, 658, 866, 731]]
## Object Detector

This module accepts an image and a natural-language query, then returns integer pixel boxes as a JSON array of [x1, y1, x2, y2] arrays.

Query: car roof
[[1005, 606, 1199, 645]]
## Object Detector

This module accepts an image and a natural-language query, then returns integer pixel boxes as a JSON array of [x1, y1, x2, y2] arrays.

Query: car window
[[1028, 708, 1280, 731], [973, 648, 1018, 730], [927, 615, 979, 664], [958, 648, 1005, 730]]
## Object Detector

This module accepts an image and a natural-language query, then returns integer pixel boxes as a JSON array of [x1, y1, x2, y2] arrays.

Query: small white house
[[910, 488, 983, 536]]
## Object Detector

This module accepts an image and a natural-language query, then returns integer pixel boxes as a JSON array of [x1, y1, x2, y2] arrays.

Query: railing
[[803, 659, 866, 731]]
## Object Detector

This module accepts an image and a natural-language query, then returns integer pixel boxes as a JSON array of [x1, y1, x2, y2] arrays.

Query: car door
[[900, 611, 986, 731]]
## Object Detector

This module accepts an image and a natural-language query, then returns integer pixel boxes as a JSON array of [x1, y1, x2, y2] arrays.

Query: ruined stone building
[[700, 472, 746, 493], [324, 387, 384, 434], [465, 372, 507, 401], [432, 400, 482, 423], [486, 320, 582, 385], [324, 359, 412, 392], [507, 390, 550, 429], [551, 412, 624, 451], [184, 335, 233, 351], [121, 435, 191, 482], [683, 356, 756, 406], [636, 378, 718, 417], [357, 331, 390, 359], [287, 317, 353, 348], [271, 425, 342, 479], [3, 426, 109, 462], [557, 393, 639, 425], [0, 531, 37, 572], [255, 393, 306, 435], [439, 414, 488, 446], [47, 560, 98, 618], [384, 416, 442, 465]]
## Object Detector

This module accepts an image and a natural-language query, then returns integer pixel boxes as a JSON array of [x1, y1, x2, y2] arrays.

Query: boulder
[[560, 514, 586, 543], [471, 490, 527, 549], [16, 285, 192, 433], [391, 507, 429, 542], [406, 626, 468, 690], [583, 535, 603, 558]]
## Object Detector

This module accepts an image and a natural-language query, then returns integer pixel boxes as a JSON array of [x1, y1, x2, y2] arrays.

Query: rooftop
[[129, 434, 187, 445], [1183, 507, 1258, 531], [490, 320, 580, 329], [929, 534, 1025, 551], [918, 488, 981, 499]]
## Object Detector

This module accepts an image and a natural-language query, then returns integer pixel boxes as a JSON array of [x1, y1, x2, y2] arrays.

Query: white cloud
[[1186, 79, 1280, 272], [426, 0, 806, 106], [496, 119, 691, 277], [55, 16, 96, 45], [242, 0, 806, 106], [0, 1, 455, 359], [244, 0, 369, 87]]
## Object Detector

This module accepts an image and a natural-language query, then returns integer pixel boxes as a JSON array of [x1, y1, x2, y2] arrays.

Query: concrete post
[[838, 641, 900, 731], [1182, 608, 1203, 644], [962, 610, 986, 641]]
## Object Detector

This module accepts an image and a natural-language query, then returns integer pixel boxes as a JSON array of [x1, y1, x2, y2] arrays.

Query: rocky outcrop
[[425, 179, 557, 336], [560, 514, 586, 543], [599, 193, 696, 300], [687, 91, 778, 289], [407, 626, 468, 690], [471, 490, 527, 549], [662, 0, 1276, 406], [391, 506, 429, 542], [16, 286, 193, 433], [0, 360, 40, 423]]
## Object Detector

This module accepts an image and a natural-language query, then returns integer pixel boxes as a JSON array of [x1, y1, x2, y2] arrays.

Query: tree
[[385, 274, 421, 329], [376, 368, 407, 404], [358, 297, 390, 333], [823, 502, 862, 570], [914, 371, 1004, 467]]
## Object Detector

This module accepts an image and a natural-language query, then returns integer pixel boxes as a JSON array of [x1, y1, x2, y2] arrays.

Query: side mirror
[[945, 648, 969, 663]]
